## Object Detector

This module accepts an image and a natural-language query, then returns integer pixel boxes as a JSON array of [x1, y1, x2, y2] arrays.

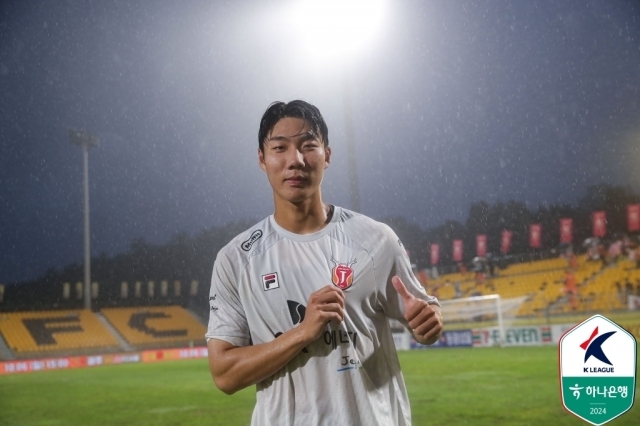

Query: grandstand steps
[[186, 308, 207, 326], [547, 295, 569, 314], [442, 267, 571, 290], [94, 311, 134, 352], [546, 264, 606, 315], [0, 331, 14, 360]]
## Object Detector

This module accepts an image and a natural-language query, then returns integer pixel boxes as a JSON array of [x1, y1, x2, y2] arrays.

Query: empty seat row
[[0, 306, 207, 354], [0, 310, 119, 353], [101, 306, 206, 345]]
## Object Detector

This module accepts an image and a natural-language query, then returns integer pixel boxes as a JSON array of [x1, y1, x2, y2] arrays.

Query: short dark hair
[[258, 100, 329, 152]]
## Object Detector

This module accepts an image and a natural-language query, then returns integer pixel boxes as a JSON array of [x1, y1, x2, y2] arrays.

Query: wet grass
[[0, 359, 255, 426], [0, 346, 637, 425], [405, 346, 638, 425]]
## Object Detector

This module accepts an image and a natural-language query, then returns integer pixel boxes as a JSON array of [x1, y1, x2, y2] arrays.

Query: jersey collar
[[269, 206, 341, 242]]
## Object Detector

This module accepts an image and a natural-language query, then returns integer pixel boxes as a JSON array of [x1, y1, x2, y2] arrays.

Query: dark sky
[[1, 0, 639, 284]]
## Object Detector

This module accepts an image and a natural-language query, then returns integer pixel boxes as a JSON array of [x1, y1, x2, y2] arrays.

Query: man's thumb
[[392, 276, 413, 303]]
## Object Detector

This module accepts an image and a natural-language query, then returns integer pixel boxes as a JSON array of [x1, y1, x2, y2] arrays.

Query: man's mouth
[[285, 176, 307, 186]]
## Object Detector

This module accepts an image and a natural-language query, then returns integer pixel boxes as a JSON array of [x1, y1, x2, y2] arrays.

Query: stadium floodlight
[[68, 128, 99, 311], [287, 0, 386, 213], [288, 0, 386, 62]]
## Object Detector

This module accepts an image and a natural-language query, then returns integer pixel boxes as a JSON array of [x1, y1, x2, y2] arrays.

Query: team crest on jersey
[[331, 257, 357, 290]]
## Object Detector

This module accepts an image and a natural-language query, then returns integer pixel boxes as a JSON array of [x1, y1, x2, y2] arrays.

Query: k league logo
[[559, 314, 636, 426], [580, 327, 616, 370]]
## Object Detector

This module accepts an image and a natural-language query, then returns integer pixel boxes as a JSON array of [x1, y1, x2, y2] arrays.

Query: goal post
[[438, 294, 528, 346], [389, 293, 529, 349]]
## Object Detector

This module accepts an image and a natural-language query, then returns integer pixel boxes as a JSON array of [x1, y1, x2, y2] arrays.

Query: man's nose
[[286, 148, 305, 168]]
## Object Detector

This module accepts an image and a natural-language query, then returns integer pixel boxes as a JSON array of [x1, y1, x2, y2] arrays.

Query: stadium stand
[[433, 255, 622, 317], [0, 310, 119, 354], [499, 257, 569, 276], [565, 259, 638, 314], [101, 306, 206, 347], [1, 253, 636, 361]]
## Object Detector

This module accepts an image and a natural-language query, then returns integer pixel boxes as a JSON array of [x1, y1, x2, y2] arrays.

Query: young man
[[206, 100, 443, 425]]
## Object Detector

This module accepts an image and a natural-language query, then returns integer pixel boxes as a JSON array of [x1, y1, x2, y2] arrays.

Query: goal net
[[439, 294, 528, 346]]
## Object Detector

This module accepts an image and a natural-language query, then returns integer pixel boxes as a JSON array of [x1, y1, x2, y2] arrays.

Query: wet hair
[[258, 100, 329, 152]]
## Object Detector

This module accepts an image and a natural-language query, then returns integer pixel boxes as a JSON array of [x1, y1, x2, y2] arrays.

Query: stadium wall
[[394, 323, 595, 350], [4, 321, 639, 375], [0, 346, 208, 375]]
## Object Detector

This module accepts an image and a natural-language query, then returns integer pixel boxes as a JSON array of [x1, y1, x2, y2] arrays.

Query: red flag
[[501, 230, 512, 254], [452, 240, 463, 262], [476, 235, 487, 257], [560, 218, 573, 244], [430, 244, 439, 265], [529, 224, 542, 248], [592, 211, 606, 237], [628, 204, 640, 232]]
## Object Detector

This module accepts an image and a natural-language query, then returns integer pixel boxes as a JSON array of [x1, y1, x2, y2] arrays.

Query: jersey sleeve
[[205, 252, 251, 347], [376, 225, 440, 328]]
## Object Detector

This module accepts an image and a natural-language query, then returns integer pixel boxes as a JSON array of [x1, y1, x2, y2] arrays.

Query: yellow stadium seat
[[0, 310, 119, 353], [101, 306, 206, 346]]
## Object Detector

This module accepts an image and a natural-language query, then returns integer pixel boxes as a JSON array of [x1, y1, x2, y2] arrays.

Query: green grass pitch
[[1, 346, 638, 425]]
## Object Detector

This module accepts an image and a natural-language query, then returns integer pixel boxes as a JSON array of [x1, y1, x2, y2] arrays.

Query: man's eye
[[272, 146, 285, 151]]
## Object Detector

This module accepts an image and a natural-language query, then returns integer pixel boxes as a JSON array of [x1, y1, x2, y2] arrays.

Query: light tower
[[68, 128, 99, 310], [288, 0, 386, 213]]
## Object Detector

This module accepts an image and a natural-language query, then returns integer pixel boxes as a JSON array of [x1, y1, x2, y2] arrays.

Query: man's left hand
[[392, 276, 443, 345]]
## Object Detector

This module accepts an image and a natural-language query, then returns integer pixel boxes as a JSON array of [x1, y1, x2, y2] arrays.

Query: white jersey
[[206, 206, 439, 426]]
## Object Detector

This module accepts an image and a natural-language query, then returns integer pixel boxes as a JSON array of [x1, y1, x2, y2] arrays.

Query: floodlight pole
[[68, 129, 99, 311], [81, 144, 91, 310], [343, 73, 360, 213]]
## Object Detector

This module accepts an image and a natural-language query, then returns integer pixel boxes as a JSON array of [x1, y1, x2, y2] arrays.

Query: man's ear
[[258, 148, 267, 172], [324, 146, 331, 169]]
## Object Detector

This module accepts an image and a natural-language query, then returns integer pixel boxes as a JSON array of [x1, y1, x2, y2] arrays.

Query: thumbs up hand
[[392, 276, 443, 345]]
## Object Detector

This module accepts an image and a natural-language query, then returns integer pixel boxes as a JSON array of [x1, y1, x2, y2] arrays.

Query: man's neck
[[273, 195, 332, 235]]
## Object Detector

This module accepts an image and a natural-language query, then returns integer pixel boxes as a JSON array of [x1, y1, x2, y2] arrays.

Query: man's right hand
[[208, 285, 345, 395], [300, 285, 345, 342]]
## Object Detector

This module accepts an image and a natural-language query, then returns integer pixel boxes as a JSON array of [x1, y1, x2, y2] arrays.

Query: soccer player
[[206, 100, 443, 425]]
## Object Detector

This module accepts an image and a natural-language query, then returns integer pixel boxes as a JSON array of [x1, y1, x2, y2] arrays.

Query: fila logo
[[262, 272, 279, 291], [580, 326, 616, 366]]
